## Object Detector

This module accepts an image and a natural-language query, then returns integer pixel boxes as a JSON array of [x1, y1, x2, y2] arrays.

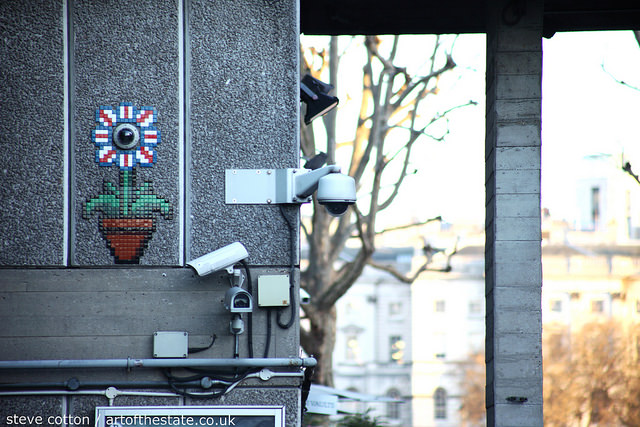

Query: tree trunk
[[301, 305, 337, 387]]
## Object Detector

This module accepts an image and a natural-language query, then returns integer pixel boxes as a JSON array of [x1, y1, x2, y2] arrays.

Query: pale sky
[[301, 31, 640, 230], [541, 30, 640, 223]]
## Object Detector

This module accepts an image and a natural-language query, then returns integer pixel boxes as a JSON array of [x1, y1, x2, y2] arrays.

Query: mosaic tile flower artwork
[[83, 103, 173, 264]]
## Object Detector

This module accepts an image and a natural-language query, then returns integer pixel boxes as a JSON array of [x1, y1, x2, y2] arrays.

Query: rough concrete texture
[[1, 0, 301, 422], [0, 0, 65, 266], [0, 268, 299, 367], [187, 0, 300, 265], [485, 0, 544, 424], [0, 396, 65, 427], [72, 0, 181, 266], [1, 0, 299, 267], [0, 388, 299, 426]]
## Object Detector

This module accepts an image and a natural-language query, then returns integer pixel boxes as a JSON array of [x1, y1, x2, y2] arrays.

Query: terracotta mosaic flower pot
[[100, 218, 155, 264]]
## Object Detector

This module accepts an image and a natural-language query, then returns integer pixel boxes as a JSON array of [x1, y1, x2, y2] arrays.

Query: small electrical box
[[258, 275, 290, 307], [153, 331, 188, 358]]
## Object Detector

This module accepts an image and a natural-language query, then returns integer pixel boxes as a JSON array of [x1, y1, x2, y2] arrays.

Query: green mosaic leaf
[[84, 193, 120, 218], [131, 182, 173, 219]]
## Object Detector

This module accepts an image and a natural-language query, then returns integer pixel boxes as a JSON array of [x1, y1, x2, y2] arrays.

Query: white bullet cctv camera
[[299, 288, 311, 305], [187, 242, 249, 276]]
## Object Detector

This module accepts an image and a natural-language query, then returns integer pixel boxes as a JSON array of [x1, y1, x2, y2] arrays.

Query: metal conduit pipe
[[0, 371, 305, 392], [0, 357, 317, 370], [0, 388, 182, 406], [0, 370, 306, 402]]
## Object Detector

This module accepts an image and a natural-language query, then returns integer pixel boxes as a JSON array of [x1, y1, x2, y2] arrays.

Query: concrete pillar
[[485, 0, 543, 425]]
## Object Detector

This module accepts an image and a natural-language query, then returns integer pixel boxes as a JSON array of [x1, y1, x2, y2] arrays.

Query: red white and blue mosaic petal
[[136, 146, 156, 166], [96, 107, 116, 127], [141, 127, 160, 146], [96, 145, 117, 166], [136, 107, 157, 128], [118, 152, 136, 169], [118, 103, 136, 123], [92, 126, 112, 146]]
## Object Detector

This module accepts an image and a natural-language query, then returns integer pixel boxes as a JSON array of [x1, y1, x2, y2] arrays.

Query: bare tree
[[298, 35, 475, 385], [458, 350, 486, 427], [459, 321, 640, 426], [543, 320, 640, 426]]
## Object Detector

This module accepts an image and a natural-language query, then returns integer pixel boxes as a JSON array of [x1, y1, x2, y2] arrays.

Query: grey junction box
[[153, 331, 188, 358], [258, 275, 290, 307]]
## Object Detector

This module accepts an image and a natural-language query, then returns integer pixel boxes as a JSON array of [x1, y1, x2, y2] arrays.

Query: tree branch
[[367, 238, 459, 283], [622, 162, 640, 185], [393, 53, 456, 110], [376, 216, 442, 235], [602, 62, 640, 93]]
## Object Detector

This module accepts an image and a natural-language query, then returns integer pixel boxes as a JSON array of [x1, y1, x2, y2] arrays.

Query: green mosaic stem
[[121, 170, 131, 216]]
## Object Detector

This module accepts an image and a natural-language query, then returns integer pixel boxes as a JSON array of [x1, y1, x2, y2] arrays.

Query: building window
[[390, 336, 405, 364], [435, 300, 445, 312], [434, 387, 447, 419], [591, 186, 601, 230], [591, 300, 604, 313], [389, 301, 403, 317], [469, 300, 482, 315], [434, 332, 446, 359], [386, 388, 401, 420], [550, 299, 563, 312], [346, 335, 360, 362]]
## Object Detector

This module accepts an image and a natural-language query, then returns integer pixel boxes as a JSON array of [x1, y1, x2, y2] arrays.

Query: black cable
[[165, 368, 260, 400], [167, 381, 225, 399], [163, 366, 250, 383], [300, 365, 315, 419], [240, 259, 254, 358], [188, 334, 216, 354], [169, 368, 246, 383], [277, 205, 298, 329], [263, 308, 272, 358]]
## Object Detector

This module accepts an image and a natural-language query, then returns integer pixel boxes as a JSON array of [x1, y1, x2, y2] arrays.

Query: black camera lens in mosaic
[[113, 123, 140, 150]]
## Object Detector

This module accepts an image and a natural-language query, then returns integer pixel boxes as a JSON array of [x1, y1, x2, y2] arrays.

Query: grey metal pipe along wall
[[0, 357, 317, 370]]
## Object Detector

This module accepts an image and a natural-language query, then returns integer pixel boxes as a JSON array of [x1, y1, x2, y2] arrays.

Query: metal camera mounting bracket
[[225, 165, 342, 205]]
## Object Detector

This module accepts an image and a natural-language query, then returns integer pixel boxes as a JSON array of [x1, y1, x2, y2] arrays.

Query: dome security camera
[[316, 173, 356, 217]]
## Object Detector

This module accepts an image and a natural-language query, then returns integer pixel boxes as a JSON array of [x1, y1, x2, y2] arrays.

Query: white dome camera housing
[[316, 173, 356, 217]]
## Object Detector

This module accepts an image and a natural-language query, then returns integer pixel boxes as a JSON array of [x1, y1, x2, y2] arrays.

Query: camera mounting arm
[[291, 165, 341, 202], [225, 166, 356, 216]]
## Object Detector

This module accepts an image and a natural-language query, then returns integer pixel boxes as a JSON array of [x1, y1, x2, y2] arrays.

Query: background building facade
[[333, 154, 640, 426]]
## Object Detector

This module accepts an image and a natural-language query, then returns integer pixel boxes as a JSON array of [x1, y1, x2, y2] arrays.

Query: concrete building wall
[[485, 0, 544, 425], [0, 0, 302, 425], [0, 0, 66, 266]]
